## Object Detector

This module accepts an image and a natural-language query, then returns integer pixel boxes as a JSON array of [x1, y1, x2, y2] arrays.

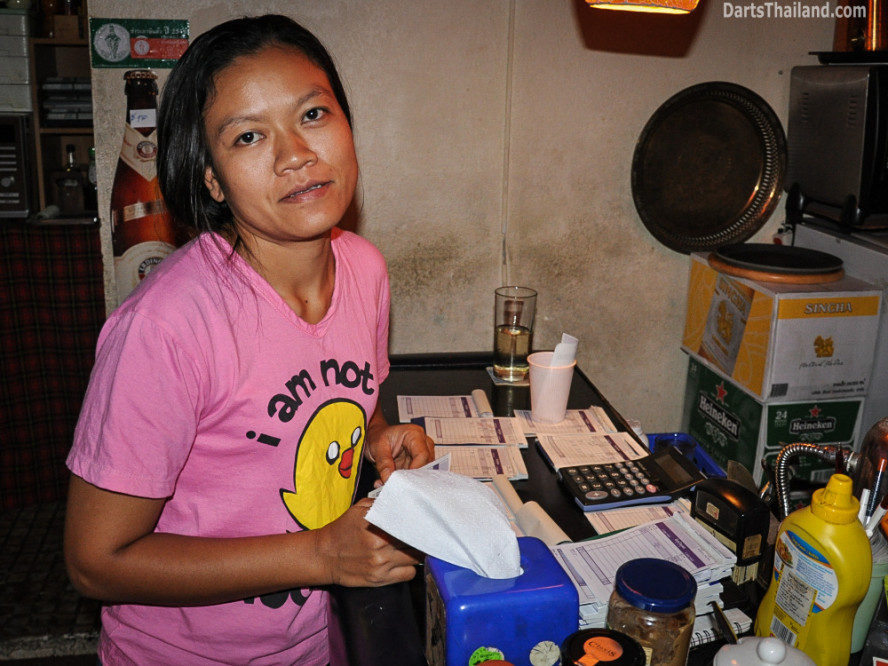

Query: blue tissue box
[[425, 536, 578, 666]]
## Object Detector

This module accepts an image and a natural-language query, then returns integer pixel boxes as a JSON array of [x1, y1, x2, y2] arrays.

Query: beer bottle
[[110, 69, 176, 305]]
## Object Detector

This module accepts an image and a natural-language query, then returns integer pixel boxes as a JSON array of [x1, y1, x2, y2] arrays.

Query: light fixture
[[585, 0, 700, 13]]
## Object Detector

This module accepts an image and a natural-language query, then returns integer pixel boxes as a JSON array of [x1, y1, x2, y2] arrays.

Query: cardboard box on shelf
[[682, 252, 881, 402], [682, 355, 864, 485], [51, 15, 80, 41]]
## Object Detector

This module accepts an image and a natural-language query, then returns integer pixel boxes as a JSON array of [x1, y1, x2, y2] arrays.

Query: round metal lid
[[632, 82, 787, 254]]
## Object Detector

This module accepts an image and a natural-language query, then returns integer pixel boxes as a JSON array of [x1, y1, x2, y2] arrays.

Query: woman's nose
[[274, 132, 317, 173]]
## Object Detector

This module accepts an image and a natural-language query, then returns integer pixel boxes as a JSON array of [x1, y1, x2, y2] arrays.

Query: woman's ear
[[204, 166, 225, 203]]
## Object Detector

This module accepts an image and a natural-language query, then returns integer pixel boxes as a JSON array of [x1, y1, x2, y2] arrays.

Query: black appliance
[[785, 65, 888, 229], [0, 114, 35, 219]]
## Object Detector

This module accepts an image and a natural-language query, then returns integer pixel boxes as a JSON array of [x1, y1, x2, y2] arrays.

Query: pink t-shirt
[[68, 229, 391, 665]]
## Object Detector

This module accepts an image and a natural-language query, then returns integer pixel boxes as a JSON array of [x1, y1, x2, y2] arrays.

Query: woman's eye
[[304, 107, 327, 122], [235, 131, 260, 145]]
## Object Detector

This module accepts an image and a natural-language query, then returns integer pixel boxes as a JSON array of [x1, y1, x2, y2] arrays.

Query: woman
[[64, 14, 434, 665]]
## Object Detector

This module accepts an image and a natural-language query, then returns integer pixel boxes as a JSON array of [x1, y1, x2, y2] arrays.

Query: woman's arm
[[64, 474, 420, 605]]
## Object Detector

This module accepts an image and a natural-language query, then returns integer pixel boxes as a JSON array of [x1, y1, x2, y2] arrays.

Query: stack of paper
[[551, 512, 736, 628], [514, 407, 617, 437], [396, 395, 529, 481], [536, 431, 649, 472], [412, 415, 530, 480]]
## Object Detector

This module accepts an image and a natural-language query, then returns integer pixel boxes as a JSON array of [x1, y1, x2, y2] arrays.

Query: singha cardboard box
[[682, 253, 881, 402], [682, 355, 864, 484]]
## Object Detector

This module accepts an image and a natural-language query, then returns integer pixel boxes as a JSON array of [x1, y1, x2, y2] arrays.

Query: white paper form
[[420, 416, 528, 447], [515, 407, 617, 437], [585, 498, 692, 535], [397, 390, 493, 422], [536, 431, 649, 471], [436, 445, 528, 481], [551, 512, 736, 610]]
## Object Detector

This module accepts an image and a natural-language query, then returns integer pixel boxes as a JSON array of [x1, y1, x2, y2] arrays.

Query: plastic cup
[[528, 351, 575, 423], [851, 556, 888, 652]]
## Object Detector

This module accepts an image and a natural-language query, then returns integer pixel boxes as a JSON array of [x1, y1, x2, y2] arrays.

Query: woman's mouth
[[283, 181, 330, 202]]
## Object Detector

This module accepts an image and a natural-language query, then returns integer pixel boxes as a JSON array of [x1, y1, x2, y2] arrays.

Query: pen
[[865, 493, 888, 537], [864, 458, 887, 524], [858, 488, 871, 525]]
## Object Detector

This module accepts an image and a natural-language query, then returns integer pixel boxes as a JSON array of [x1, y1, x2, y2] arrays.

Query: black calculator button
[[604, 480, 615, 488], [591, 482, 603, 490], [623, 487, 635, 496], [610, 488, 622, 498]]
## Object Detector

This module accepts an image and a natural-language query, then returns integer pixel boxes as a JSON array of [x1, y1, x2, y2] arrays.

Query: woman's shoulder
[[115, 234, 240, 320], [333, 228, 386, 267]]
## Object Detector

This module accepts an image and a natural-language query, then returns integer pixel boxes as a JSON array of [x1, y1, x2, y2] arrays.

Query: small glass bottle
[[84, 146, 98, 212], [55, 143, 85, 214], [606, 558, 696, 666]]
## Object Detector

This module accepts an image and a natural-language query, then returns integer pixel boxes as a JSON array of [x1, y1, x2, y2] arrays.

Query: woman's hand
[[365, 404, 435, 484], [314, 498, 422, 587]]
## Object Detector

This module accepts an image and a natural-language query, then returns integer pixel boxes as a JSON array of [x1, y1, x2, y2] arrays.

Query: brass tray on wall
[[631, 82, 787, 254]]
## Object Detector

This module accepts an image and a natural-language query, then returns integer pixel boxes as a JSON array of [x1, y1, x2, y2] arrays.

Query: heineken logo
[[697, 392, 740, 439], [789, 416, 837, 435]]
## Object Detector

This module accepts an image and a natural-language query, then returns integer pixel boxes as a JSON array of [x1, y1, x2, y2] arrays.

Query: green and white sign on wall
[[90, 18, 189, 69]]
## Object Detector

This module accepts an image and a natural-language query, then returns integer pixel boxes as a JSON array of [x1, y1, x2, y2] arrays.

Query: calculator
[[560, 445, 707, 512]]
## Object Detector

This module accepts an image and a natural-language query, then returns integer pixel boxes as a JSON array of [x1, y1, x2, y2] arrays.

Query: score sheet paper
[[536, 431, 648, 471], [514, 407, 617, 436], [551, 512, 735, 622], [397, 390, 493, 422], [419, 416, 528, 447], [436, 445, 528, 481]]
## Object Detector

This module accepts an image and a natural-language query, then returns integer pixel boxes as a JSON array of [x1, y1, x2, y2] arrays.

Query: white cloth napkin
[[365, 469, 521, 579]]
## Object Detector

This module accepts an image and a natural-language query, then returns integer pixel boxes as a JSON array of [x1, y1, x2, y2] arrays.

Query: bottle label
[[119, 124, 158, 182], [129, 108, 157, 129], [117, 199, 166, 225], [115, 240, 175, 303], [766, 529, 837, 647]]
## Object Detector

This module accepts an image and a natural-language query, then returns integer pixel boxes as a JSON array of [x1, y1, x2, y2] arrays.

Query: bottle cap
[[811, 473, 859, 524], [561, 629, 646, 666], [613, 558, 697, 613]]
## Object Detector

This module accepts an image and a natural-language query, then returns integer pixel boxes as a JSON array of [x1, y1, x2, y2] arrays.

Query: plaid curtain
[[0, 223, 105, 510]]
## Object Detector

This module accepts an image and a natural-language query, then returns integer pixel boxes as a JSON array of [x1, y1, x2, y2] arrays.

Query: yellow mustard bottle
[[754, 474, 872, 666]]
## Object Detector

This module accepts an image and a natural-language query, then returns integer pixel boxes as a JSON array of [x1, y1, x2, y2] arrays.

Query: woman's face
[[202, 45, 357, 246]]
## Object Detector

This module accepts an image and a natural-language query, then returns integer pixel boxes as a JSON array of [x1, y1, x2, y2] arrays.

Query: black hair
[[156, 14, 352, 239]]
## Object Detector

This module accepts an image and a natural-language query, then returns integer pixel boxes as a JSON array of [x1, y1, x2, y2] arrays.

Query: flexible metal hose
[[773, 443, 859, 519]]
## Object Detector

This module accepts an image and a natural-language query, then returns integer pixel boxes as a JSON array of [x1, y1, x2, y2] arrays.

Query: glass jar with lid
[[606, 558, 697, 666]]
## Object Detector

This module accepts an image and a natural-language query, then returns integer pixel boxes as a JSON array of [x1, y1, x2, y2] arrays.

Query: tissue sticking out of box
[[551, 333, 578, 366], [364, 469, 521, 579]]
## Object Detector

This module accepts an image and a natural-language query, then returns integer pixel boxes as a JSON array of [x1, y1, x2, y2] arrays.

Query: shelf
[[31, 37, 88, 47], [39, 126, 93, 135], [28, 37, 93, 213]]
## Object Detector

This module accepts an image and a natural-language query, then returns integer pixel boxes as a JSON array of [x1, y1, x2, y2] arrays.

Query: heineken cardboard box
[[682, 253, 881, 402], [682, 354, 864, 485]]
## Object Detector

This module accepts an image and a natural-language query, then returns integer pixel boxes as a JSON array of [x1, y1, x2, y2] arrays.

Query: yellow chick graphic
[[281, 399, 366, 530]]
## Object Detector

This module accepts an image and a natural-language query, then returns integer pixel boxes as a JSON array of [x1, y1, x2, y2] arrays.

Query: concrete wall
[[89, 0, 835, 431]]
